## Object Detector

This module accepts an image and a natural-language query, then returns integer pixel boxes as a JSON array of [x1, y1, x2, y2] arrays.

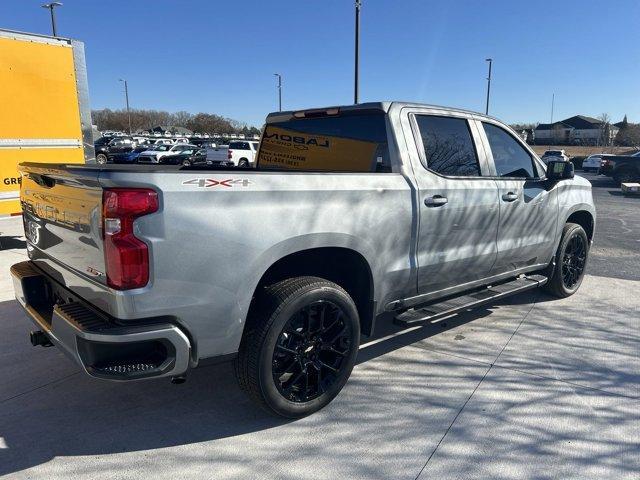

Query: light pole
[[550, 93, 555, 145], [485, 58, 492, 115], [354, 0, 361, 104], [274, 73, 282, 112], [119, 79, 131, 134], [41, 2, 62, 37]]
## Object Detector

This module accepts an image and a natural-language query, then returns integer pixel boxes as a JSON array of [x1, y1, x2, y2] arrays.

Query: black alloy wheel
[[561, 233, 586, 289], [235, 276, 360, 417], [544, 222, 589, 298], [272, 300, 352, 403]]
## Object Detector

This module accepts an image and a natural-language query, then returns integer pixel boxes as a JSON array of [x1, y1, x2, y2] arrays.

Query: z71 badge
[[182, 178, 253, 188]]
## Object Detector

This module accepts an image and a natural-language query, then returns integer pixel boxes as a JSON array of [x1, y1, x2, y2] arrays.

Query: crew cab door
[[477, 121, 558, 275], [404, 110, 500, 293]]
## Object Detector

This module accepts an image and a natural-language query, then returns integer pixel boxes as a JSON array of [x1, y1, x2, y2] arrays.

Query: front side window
[[483, 123, 536, 178], [414, 115, 480, 176]]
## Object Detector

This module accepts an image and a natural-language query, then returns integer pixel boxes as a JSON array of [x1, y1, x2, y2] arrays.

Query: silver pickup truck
[[11, 102, 595, 417]]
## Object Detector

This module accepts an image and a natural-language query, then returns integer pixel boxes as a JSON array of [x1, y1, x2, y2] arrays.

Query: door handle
[[502, 192, 519, 202], [424, 195, 448, 207]]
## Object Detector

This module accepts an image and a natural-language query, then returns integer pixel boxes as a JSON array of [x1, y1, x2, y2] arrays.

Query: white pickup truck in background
[[228, 140, 259, 167]]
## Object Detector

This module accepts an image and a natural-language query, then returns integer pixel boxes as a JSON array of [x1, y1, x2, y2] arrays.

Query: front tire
[[235, 276, 360, 418], [544, 223, 589, 298], [96, 153, 107, 164]]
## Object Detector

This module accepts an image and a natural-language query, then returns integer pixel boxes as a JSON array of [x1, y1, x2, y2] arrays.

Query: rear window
[[230, 142, 251, 150], [256, 113, 391, 172]]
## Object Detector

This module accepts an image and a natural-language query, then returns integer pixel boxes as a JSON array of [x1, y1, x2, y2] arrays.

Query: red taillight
[[102, 188, 158, 290], [227, 149, 233, 159]]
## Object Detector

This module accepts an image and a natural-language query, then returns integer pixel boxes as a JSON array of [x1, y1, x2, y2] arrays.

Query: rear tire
[[235, 276, 360, 418], [544, 223, 589, 298], [613, 168, 638, 185], [238, 158, 249, 168]]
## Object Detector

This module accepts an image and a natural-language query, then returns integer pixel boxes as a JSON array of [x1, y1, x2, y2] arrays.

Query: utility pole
[[41, 2, 62, 37], [354, 0, 361, 104], [485, 58, 492, 115], [274, 73, 282, 112], [119, 79, 131, 134], [550, 93, 555, 145]]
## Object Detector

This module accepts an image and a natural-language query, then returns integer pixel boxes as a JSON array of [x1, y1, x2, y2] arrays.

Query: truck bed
[[17, 161, 414, 362]]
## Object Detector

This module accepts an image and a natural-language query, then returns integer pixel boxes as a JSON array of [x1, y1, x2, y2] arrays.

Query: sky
[[1, 0, 639, 128]]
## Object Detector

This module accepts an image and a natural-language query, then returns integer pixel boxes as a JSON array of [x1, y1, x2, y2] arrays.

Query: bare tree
[[598, 113, 612, 146], [92, 108, 255, 135]]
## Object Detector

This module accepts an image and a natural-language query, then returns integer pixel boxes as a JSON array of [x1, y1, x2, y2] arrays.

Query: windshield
[[256, 112, 390, 172]]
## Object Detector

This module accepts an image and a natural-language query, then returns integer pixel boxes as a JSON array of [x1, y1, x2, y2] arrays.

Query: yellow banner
[[258, 126, 378, 172]]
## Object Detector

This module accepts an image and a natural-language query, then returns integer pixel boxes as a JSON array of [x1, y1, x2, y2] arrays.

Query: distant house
[[534, 121, 574, 145], [534, 115, 619, 145], [563, 115, 619, 145]]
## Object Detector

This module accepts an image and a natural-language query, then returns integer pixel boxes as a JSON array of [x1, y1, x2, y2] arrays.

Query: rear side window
[[257, 113, 391, 172], [230, 142, 250, 150], [483, 123, 536, 178], [414, 115, 480, 176]]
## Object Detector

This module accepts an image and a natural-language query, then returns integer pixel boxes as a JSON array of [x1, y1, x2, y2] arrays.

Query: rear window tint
[[229, 142, 251, 150], [257, 113, 391, 172]]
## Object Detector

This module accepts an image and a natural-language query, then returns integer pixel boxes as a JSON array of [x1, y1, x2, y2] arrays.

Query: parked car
[[95, 137, 136, 164], [108, 144, 152, 164], [228, 140, 259, 167], [158, 147, 207, 166], [599, 151, 640, 184], [12, 101, 595, 418], [145, 138, 174, 146], [137, 144, 198, 164], [94, 135, 114, 148], [582, 154, 608, 172], [541, 149, 570, 164]]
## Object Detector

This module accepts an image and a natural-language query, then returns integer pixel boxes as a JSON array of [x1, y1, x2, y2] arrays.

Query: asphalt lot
[[0, 171, 638, 479]]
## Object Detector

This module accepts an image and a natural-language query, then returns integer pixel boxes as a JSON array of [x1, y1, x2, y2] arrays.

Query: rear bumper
[[11, 261, 191, 381]]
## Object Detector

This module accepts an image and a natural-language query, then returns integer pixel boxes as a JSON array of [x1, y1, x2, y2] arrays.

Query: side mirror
[[546, 160, 574, 181]]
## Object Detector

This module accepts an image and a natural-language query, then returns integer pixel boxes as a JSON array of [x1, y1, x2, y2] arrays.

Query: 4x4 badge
[[182, 178, 253, 188]]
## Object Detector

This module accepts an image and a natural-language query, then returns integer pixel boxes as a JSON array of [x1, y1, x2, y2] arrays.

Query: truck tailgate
[[19, 163, 106, 285]]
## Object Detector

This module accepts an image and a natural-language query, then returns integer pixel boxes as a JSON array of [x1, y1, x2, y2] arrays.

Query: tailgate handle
[[29, 173, 56, 188]]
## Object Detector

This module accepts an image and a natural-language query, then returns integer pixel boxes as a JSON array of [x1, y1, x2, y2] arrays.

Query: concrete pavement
[[0, 172, 638, 479]]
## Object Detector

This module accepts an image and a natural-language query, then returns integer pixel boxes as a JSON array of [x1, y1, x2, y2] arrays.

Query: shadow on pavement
[[0, 235, 26, 251], [1, 283, 638, 478], [0, 290, 538, 476]]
